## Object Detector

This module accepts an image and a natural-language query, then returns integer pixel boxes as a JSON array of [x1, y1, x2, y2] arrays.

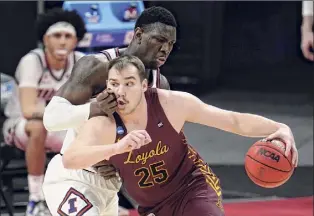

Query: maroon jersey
[[109, 88, 222, 210]]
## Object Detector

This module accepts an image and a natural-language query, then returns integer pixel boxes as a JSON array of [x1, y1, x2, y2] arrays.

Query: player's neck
[[123, 45, 137, 56], [44, 50, 67, 70]]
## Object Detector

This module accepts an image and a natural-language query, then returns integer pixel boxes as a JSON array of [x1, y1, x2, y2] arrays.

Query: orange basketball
[[245, 139, 294, 188]]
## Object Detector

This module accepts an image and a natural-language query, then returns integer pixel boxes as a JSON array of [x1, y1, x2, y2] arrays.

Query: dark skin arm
[[56, 55, 117, 118]]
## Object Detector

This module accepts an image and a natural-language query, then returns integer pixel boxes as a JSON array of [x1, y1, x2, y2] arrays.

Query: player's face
[[134, 23, 176, 69], [107, 65, 148, 115], [44, 31, 78, 61]]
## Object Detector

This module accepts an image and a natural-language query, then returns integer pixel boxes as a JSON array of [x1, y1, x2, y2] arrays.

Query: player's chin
[[54, 54, 67, 61], [147, 61, 160, 69]]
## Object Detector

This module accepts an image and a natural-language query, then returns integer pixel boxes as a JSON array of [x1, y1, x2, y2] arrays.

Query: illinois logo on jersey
[[57, 187, 93, 216]]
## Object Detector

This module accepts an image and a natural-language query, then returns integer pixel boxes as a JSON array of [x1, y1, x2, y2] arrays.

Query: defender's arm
[[44, 55, 110, 131], [56, 55, 108, 104]]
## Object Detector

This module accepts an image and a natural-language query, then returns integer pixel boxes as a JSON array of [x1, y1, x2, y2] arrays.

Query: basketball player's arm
[[18, 54, 45, 120], [171, 90, 289, 138], [62, 116, 118, 169], [44, 55, 114, 131]]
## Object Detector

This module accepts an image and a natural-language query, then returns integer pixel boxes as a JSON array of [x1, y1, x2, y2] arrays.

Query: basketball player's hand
[[96, 89, 117, 115], [93, 160, 119, 180], [267, 125, 298, 167], [116, 130, 152, 154], [301, 30, 314, 61]]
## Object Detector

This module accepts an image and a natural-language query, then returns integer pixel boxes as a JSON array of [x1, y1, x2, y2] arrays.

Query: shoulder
[[19, 50, 41, 65], [157, 89, 191, 103], [74, 51, 85, 60], [80, 115, 116, 142], [86, 115, 114, 128]]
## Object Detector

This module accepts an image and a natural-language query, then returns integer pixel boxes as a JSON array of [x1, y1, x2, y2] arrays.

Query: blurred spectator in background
[[123, 2, 139, 21], [2, 8, 86, 216], [301, 1, 314, 61]]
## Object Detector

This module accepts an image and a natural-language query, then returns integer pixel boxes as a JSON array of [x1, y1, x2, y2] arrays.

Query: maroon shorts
[[138, 182, 224, 216]]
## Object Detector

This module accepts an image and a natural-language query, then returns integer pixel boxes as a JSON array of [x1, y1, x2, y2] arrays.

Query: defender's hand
[[93, 160, 119, 180], [301, 30, 314, 61], [267, 125, 298, 167], [116, 130, 152, 154], [96, 90, 117, 115]]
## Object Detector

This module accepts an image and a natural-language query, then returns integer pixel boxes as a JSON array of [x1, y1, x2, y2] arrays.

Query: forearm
[[62, 144, 117, 169], [302, 16, 313, 31], [233, 112, 286, 138], [43, 96, 90, 131]]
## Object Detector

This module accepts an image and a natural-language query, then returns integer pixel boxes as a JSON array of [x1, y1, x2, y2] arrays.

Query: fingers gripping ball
[[245, 139, 294, 188]]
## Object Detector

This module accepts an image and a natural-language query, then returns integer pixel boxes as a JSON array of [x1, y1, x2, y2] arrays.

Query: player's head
[[130, 6, 177, 69], [36, 8, 86, 61], [107, 55, 148, 115]]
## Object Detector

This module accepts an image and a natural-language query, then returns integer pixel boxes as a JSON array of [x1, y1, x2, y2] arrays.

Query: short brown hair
[[108, 55, 147, 81]]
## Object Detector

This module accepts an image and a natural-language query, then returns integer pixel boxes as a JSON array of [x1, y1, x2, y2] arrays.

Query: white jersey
[[59, 48, 161, 172], [4, 48, 85, 119]]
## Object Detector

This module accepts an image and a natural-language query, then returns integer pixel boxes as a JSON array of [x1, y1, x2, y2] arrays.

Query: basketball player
[[2, 8, 86, 216], [301, 1, 313, 61], [57, 55, 298, 216]]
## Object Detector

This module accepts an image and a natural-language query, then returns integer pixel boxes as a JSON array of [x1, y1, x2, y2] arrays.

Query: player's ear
[[142, 78, 148, 92], [134, 27, 144, 44]]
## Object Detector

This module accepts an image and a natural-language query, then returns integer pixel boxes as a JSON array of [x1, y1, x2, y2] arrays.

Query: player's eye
[[126, 82, 134, 87], [65, 33, 73, 39], [110, 82, 119, 87], [156, 37, 166, 43]]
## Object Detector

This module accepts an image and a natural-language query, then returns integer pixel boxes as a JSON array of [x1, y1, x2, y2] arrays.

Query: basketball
[[245, 139, 294, 188]]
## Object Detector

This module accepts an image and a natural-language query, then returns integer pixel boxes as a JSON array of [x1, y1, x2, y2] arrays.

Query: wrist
[[301, 25, 313, 33], [89, 102, 107, 119], [277, 123, 289, 131], [105, 143, 120, 160], [301, 16, 313, 32], [26, 112, 43, 121]]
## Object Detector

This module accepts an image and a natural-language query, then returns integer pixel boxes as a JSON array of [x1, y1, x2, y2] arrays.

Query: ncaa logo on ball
[[257, 148, 280, 162]]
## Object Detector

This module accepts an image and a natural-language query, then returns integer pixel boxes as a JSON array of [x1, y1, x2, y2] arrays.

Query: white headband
[[45, 21, 76, 36]]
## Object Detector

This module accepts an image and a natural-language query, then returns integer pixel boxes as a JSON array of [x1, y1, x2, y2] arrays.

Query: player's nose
[[116, 85, 126, 97]]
